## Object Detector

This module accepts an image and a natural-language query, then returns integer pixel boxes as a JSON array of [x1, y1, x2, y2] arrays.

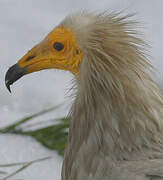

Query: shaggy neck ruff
[[62, 48, 163, 179], [72, 53, 163, 156], [61, 12, 163, 179]]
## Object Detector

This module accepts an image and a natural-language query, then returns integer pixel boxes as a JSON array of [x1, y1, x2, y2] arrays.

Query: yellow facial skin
[[17, 27, 83, 75]]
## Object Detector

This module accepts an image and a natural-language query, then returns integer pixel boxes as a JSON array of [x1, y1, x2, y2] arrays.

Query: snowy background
[[0, 0, 163, 179]]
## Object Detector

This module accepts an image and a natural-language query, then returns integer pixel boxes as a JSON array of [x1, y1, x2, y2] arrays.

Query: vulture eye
[[53, 42, 64, 51]]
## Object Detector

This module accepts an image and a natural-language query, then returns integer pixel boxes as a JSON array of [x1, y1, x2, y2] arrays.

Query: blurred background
[[0, 0, 162, 179]]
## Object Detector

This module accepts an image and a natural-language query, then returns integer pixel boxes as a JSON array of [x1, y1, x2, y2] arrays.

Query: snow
[[0, 0, 162, 179], [0, 134, 62, 180]]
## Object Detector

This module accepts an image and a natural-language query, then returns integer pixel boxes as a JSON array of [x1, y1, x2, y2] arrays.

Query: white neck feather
[[61, 56, 163, 179], [61, 12, 163, 180]]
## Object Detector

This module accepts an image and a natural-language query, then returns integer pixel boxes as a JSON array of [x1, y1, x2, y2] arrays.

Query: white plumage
[[61, 12, 163, 180], [5, 11, 163, 180]]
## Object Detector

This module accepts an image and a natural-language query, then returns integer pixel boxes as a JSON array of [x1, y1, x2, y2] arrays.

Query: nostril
[[25, 55, 35, 62]]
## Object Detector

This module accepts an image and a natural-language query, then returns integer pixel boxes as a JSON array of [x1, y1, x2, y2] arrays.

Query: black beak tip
[[5, 80, 12, 93], [5, 64, 26, 93]]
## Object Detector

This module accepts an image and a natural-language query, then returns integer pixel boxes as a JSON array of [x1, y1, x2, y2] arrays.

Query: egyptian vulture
[[5, 11, 163, 180]]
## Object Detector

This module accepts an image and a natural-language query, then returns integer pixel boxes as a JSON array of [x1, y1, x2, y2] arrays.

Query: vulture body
[[5, 12, 163, 180]]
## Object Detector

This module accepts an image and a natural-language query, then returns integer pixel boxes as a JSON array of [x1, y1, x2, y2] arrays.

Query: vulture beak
[[5, 42, 54, 93], [5, 64, 26, 93], [5, 27, 82, 93]]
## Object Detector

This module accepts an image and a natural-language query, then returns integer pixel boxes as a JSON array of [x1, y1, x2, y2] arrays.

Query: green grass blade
[[0, 105, 71, 156], [0, 170, 7, 174], [0, 105, 61, 133], [0, 157, 51, 180], [1, 163, 32, 180]]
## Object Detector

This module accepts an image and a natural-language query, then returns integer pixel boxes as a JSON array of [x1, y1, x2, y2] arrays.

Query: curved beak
[[5, 64, 26, 93], [5, 42, 53, 93], [4, 27, 81, 93]]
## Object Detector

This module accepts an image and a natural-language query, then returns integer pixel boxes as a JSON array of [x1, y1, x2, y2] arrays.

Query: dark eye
[[53, 42, 64, 51]]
